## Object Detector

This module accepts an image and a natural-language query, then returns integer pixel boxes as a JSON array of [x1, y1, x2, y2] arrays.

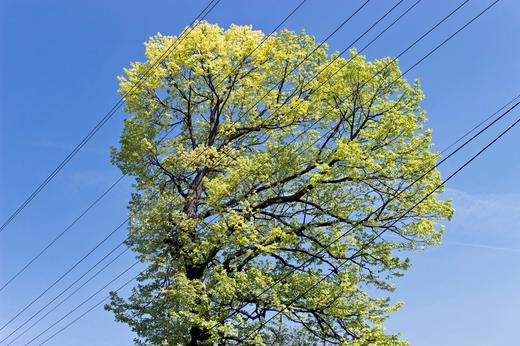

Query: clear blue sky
[[1, 0, 520, 345]]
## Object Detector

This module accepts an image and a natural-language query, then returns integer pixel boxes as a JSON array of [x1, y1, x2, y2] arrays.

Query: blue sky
[[1, 0, 520, 345]]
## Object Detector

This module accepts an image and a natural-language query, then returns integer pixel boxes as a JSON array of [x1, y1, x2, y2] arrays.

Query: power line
[[37, 274, 137, 346], [20, 0, 500, 340], [242, 82, 515, 345], [223, 0, 373, 126], [170, 0, 426, 237], [197, 0, 473, 219], [23, 262, 140, 345], [1, 0, 436, 337], [2, 1, 324, 337], [202, 0, 501, 336], [0, 221, 127, 332], [0, 0, 370, 327], [0, 0, 222, 234], [30, 88, 519, 346], [237, 2, 503, 340], [202, 0, 466, 180], [2, 246, 130, 345], [16, 0, 506, 342], [246, 0, 480, 176], [0, 0, 401, 340], [0, 0, 309, 294], [245, 0, 470, 154], [440, 91, 520, 154], [0, 176, 125, 292], [1, 0, 474, 339]]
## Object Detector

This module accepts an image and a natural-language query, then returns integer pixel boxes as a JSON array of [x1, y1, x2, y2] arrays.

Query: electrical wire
[[2, 0, 488, 341], [37, 274, 138, 346], [0, 0, 435, 337], [201, 0, 502, 337], [0, 176, 126, 292], [0, 0, 309, 293], [0, 0, 371, 328], [1, 246, 130, 345], [0, 221, 127, 333], [24, 261, 140, 345], [30, 86, 518, 346], [17, 1, 507, 343], [0, 0, 222, 234], [241, 85, 516, 345]]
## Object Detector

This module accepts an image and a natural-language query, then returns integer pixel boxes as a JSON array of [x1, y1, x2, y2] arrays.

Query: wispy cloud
[[445, 187, 520, 236], [444, 240, 520, 253]]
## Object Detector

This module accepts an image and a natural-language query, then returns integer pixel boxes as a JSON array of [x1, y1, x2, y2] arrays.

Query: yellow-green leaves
[[107, 22, 453, 345]]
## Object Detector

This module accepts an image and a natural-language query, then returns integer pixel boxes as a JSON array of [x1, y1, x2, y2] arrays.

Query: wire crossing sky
[[0, 0, 309, 295], [0, 0, 222, 235], [2, 0, 520, 345], [0, 0, 447, 334], [37, 76, 520, 346]]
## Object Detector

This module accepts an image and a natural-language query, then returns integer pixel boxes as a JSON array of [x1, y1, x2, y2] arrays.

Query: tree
[[106, 22, 452, 345]]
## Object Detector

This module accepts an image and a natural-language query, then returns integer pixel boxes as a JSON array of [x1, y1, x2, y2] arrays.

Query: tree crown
[[108, 22, 452, 345]]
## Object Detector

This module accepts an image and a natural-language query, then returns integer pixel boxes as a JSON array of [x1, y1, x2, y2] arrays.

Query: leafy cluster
[[107, 22, 452, 345]]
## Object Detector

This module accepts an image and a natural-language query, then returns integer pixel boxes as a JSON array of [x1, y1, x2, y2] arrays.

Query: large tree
[[107, 22, 452, 345]]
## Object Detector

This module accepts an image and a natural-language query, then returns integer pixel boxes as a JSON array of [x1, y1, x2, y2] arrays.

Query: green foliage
[[106, 22, 452, 345]]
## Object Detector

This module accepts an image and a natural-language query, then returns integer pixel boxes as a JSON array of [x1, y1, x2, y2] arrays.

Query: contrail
[[446, 241, 520, 253]]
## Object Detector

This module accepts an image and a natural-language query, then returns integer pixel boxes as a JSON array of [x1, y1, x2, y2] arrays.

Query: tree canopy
[[106, 22, 452, 345]]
